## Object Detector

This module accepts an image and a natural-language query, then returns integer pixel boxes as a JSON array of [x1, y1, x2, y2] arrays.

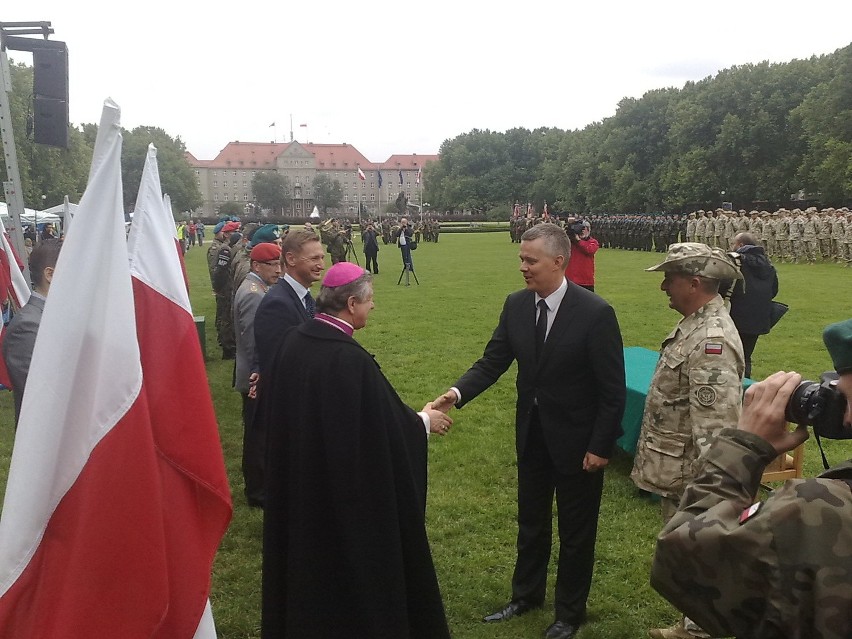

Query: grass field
[[1, 232, 850, 638]]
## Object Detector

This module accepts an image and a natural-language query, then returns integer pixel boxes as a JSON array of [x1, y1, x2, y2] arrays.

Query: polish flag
[[0, 100, 232, 638], [416, 166, 422, 185], [0, 217, 31, 389], [357, 167, 366, 181]]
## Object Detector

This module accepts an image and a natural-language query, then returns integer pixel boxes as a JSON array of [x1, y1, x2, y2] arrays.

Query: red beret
[[222, 221, 241, 233], [250, 243, 281, 262]]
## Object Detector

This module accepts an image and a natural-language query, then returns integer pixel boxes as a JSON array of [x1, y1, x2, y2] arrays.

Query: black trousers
[[739, 332, 759, 379], [364, 251, 379, 274], [241, 392, 264, 505], [511, 411, 603, 624]]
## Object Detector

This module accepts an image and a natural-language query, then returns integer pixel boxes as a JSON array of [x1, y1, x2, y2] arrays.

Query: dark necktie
[[535, 299, 548, 360], [304, 291, 316, 318]]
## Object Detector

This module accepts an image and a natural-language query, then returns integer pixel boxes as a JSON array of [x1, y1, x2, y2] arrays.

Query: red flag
[[357, 167, 366, 181], [0, 101, 231, 638], [0, 217, 30, 389]]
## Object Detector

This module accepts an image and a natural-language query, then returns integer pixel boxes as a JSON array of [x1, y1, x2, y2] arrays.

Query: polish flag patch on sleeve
[[705, 342, 723, 355]]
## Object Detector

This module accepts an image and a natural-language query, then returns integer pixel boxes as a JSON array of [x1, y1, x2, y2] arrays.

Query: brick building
[[186, 141, 437, 217]]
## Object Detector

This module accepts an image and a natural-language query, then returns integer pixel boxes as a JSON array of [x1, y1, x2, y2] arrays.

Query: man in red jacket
[[566, 220, 599, 292]]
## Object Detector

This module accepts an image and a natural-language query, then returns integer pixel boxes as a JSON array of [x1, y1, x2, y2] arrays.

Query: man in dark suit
[[435, 223, 626, 639], [2, 240, 62, 425], [249, 229, 325, 506]]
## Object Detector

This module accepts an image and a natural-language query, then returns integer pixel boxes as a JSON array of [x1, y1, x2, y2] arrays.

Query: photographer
[[565, 219, 599, 292], [651, 318, 852, 639]]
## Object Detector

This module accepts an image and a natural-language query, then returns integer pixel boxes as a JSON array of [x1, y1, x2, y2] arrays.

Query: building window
[[361, 194, 367, 201], [252, 171, 256, 176], [344, 195, 349, 202], [213, 194, 218, 201], [243, 181, 247, 188], [233, 181, 238, 188], [224, 194, 229, 201], [242, 171, 246, 176], [370, 194, 375, 201], [213, 181, 218, 187], [194, 170, 199, 175], [296, 202, 302, 210], [244, 194, 249, 201], [233, 171, 237, 176], [370, 182, 374, 188], [306, 189, 311, 196]]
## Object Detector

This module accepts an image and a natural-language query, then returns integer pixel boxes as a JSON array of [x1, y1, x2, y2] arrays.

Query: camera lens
[[784, 380, 819, 424]]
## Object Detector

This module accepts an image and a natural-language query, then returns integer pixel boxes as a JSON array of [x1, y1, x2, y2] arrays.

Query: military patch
[[739, 501, 762, 524], [696, 385, 717, 406], [705, 342, 723, 355]]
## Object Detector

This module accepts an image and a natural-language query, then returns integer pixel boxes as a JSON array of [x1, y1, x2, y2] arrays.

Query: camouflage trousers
[[662, 496, 713, 638], [804, 239, 819, 262]]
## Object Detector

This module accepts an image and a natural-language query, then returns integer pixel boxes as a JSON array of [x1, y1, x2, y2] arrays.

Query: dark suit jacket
[[253, 278, 311, 376], [2, 296, 46, 422], [454, 281, 626, 474]]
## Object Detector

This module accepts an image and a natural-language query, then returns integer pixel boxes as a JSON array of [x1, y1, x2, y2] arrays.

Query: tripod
[[343, 240, 360, 266], [397, 262, 419, 286]]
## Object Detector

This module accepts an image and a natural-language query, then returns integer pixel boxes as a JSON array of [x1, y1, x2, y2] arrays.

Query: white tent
[[0, 202, 64, 229], [310, 206, 320, 219]]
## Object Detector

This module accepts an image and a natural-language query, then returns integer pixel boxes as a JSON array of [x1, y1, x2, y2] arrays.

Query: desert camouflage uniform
[[774, 213, 790, 262], [631, 295, 744, 502], [802, 213, 818, 263], [762, 214, 777, 257], [788, 212, 805, 263], [712, 214, 725, 248], [685, 214, 697, 243], [652, 428, 852, 639], [844, 213, 852, 265], [695, 214, 709, 246], [830, 211, 845, 262], [817, 212, 832, 259]]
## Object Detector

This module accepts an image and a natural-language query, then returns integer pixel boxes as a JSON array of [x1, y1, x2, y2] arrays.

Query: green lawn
[[1, 232, 850, 638]]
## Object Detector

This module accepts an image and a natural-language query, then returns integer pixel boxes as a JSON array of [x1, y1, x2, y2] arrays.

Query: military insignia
[[739, 501, 762, 524], [696, 385, 717, 406], [705, 342, 723, 355]]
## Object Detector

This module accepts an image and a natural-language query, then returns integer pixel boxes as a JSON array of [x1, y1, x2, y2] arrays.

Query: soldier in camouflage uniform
[[212, 221, 241, 359], [685, 213, 697, 243], [844, 211, 852, 266], [788, 208, 806, 263], [802, 209, 818, 263], [816, 208, 832, 260], [631, 243, 744, 639], [829, 208, 845, 262], [712, 211, 725, 248], [651, 317, 852, 639], [207, 221, 226, 286], [774, 210, 790, 262]]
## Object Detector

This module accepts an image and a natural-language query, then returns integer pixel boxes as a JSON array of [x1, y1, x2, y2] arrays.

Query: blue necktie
[[304, 291, 316, 318]]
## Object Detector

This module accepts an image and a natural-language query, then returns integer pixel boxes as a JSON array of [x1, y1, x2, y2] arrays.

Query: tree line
[[425, 43, 852, 215]]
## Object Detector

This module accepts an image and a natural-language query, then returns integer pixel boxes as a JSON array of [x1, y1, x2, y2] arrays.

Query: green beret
[[823, 318, 852, 374], [250, 224, 281, 247]]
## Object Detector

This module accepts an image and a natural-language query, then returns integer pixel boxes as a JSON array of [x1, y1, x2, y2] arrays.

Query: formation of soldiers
[[369, 217, 441, 245], [510, 207, 852, 264], [681, 207, 852, 264]]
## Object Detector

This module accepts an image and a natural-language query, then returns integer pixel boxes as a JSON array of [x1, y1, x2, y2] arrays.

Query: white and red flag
[[0, 100, 232, 638], [0, 217, 31, 389], [416, 166, 422, 185], [357, 167, 366, 181]]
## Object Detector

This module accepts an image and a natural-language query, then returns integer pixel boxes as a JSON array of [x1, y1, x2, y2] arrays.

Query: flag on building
[[357, 167, 366, 181], [269, 122, 275, 127], [416, 166, 422, 185], [399, 169, 404, 185], [0, 217, 31, 389], [0, 100, 232, 638], [299, 123, 307, 128], [377, 170, 383, 188]]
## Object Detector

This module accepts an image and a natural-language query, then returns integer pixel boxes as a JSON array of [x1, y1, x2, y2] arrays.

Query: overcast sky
[[5, 1, 851, 164]]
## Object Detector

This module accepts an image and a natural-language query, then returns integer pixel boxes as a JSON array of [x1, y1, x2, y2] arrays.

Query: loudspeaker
[[33, 95, 69, 148], [33, 46, 68, 101]]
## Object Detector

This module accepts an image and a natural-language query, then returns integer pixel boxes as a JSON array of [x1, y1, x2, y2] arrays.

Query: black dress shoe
[[483, 600, 540, 622], [545, 620, 580, 639]]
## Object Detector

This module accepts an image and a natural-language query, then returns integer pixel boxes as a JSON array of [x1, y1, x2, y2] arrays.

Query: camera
[[568, 221, 585, 237], [784, 371, 851, 439]]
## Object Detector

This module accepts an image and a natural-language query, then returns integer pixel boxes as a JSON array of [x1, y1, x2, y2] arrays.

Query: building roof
[[185, 142, 438, 170], [381, 154, 439, 170]]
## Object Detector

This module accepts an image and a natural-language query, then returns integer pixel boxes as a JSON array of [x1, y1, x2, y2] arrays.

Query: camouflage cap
[[823, 318, 852, 375], [645, 242, 743, 280]]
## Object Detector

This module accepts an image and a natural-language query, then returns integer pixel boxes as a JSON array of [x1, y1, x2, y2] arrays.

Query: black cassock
[[261, 319, 450, 639]]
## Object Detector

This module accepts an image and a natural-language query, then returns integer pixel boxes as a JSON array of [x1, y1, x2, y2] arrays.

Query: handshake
[[421, 390, 459, 436]]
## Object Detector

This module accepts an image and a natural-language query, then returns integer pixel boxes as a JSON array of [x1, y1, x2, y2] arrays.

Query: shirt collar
[[283, 273, 308, 301], [535, 277, 568, 312]]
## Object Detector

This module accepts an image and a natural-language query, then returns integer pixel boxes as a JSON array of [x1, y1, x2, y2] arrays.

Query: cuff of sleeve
[[418, 411, 430, 435], [450, 387, 461, 405], [706, 428, 777, 488]]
